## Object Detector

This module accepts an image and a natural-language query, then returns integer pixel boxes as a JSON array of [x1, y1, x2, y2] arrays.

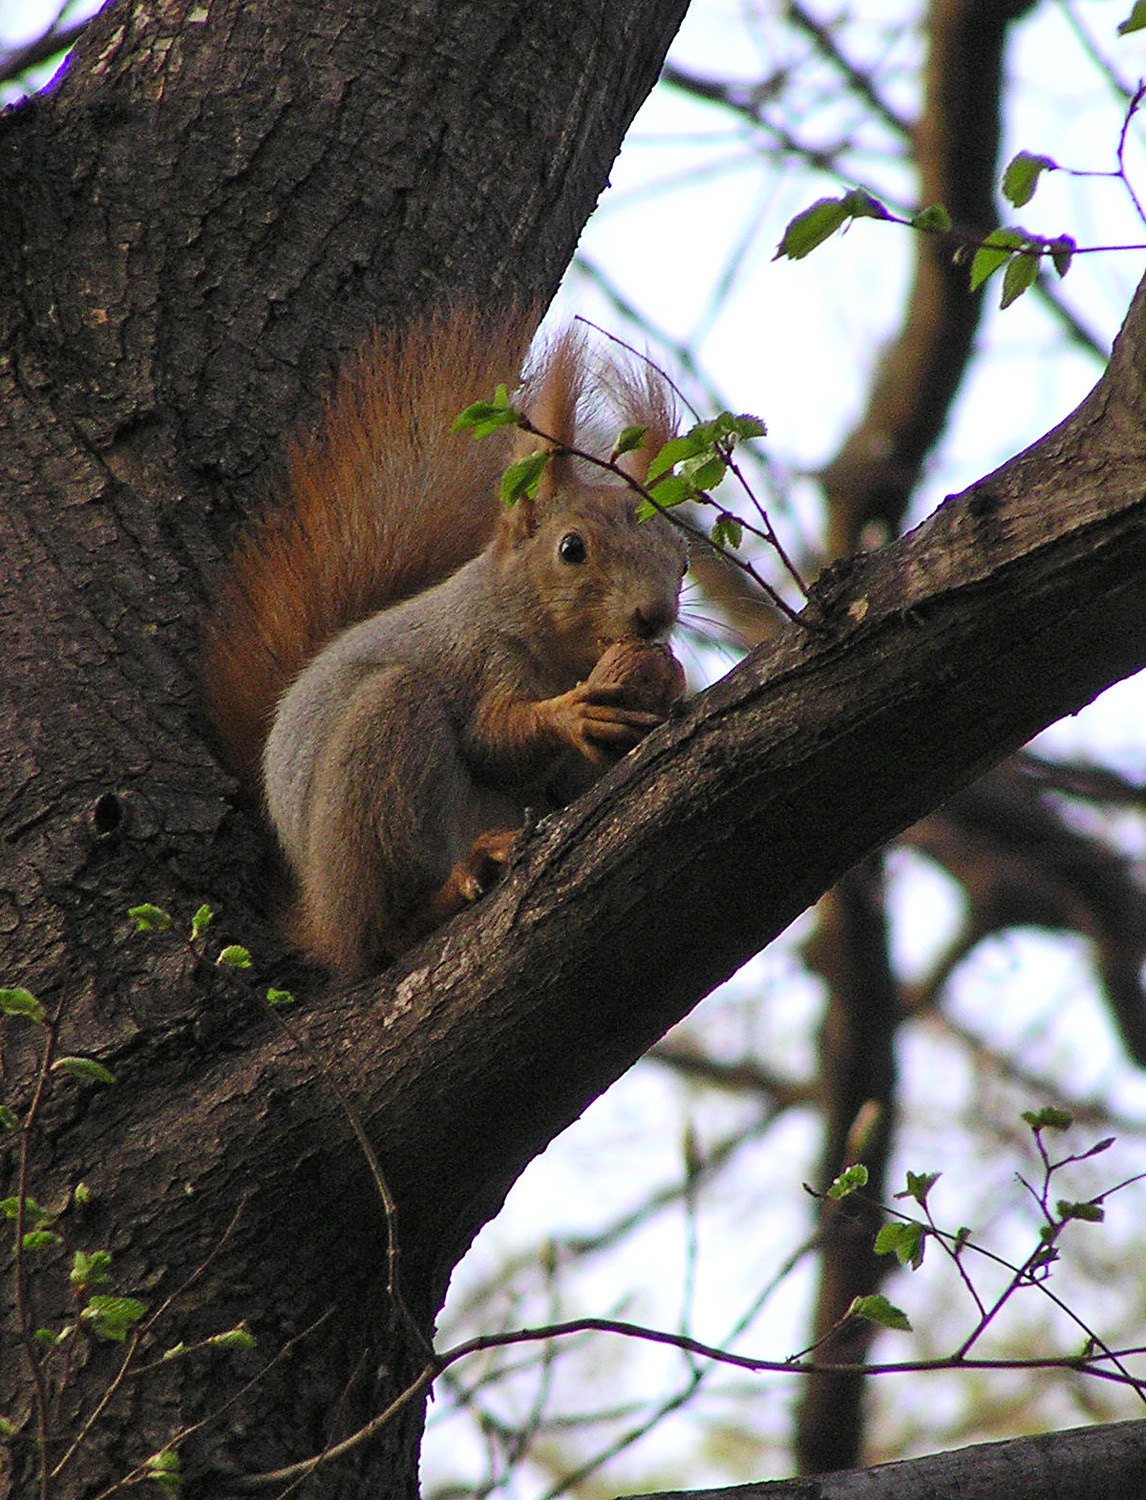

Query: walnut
[[587, 639, 686, 717]]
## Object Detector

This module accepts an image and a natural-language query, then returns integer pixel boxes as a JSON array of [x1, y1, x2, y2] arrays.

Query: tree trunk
[[0, 1, 689, 1494]]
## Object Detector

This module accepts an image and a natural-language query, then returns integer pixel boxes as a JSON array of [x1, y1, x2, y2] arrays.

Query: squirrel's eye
[[558, 532, 587, 565]]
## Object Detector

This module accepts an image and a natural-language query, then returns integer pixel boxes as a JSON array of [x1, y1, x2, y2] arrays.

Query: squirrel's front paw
[[551, 640, 686, 762], [456, 827, 518, 901]]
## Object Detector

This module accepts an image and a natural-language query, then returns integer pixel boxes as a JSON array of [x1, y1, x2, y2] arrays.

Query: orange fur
[[200, 310, 688, 975], [201, 311, 536, 790], [201, 312, 680, 797]]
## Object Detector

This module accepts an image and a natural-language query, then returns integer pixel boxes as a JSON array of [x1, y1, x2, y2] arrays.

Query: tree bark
[[796, 858, 899, 1474], [4, 1, 1146, 1496], [0, 1, 691, 1494], [622, 1416, 1146, 1500]]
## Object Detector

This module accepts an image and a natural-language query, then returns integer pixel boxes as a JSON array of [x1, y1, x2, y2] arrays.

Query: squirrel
[[201, 310, 688, 980]]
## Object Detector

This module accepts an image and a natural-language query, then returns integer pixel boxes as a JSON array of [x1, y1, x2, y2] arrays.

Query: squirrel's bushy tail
[[201, 310, 679, 796], [201, 310, 536, 792]]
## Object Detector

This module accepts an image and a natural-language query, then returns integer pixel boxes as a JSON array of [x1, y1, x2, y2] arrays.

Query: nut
[[587, 639, 686, 716]]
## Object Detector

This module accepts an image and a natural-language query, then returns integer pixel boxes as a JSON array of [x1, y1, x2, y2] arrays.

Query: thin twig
[[228, 1360, 437, 1492], [51, 1199, 252, 1481], [787, 1, 913, 137], [0, 13, 90, 89], [87, 1308, 336, 1500], [265, 1004, 433, 1360]]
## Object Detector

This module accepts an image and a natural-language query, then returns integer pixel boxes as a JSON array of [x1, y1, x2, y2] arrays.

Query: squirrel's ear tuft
[[517, 328, 587, 475], [599, 356, 679, 485], [514, 322, 679, 492]]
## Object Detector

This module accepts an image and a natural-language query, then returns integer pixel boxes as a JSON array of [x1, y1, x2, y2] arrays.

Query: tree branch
[[300, 268, 1146, 1292], [617, 1416, 1146, 1500]]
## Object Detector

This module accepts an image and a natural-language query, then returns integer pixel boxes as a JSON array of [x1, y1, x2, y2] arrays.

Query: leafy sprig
[[775, 80, 1146, 310]]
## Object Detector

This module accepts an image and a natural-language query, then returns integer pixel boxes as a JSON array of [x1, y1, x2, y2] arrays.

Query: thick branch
[[337, 268, 1146, 1285], [792, 5, 1036, 1466], [796, 859, 899, 1473], [619, 1416, 1146, 1500], [89, 272, 1146, 1326]]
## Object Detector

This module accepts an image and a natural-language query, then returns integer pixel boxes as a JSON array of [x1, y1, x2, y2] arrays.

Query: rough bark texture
[[623, 1417, 1146, 1500], [4, 1, 1146, 1497], [0, 0, 691, 1494]]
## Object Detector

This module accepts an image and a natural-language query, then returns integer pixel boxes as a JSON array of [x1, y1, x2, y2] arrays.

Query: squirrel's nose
[[631, 599, 676, 640]]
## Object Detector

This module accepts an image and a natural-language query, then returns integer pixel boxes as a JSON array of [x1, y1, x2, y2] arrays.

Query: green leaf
[[969, 227, 1025, 291], [22, 1230, 64, 1252], [35, 1326, 67, 1348], [641, 475, 692, 510], [611, 424, 648, 460], [647, 431, 709, 484], [1000, 248, 1039, 309], [145, 1449, 182, 1490], [775, 195, 852, 260], [207, 1325, 257, 1350], [1118, 2, 1146, 35], [722, 412, 767, 442], [0, 1416, 18, 1438], [451, 385, 520, 436], [680, 453, 728, 493], [1057, 1199, 1105, 1223], [710, 514, 743, 551], [849, 1293, 912, 1332], [874, 1220, 927, 1269], [1030, 1243, 1059, 1271], [827, 1163, 869, 1200], [162, 1342, 187, 1361], [216, 945, 251, 969], [1002, 151, 1057, 208], [701, 411, 766, 446], [0, 1105, 18, 1131], [190, 904, 214, 939], [1023, 1106, 1073, 1132], [0, 988, 46, 1025], [73, 1181, 93, 1206], [646, 412, 761, 502], [776, 188, 888, 258], [499, 451, 551, 507], [895, 1170, 940, 1207], [53, 1056, 116, 1086], [1048, 233, 1076, 279], [266, 987, 295, 1007], [2, 1195, 51, 1224], [912, 203, 952, 234], [81, 1295, 148, 1342], [70, 1249, 113, 1289], [840, 187, 890, 222], [128, 904, 172, 933]]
